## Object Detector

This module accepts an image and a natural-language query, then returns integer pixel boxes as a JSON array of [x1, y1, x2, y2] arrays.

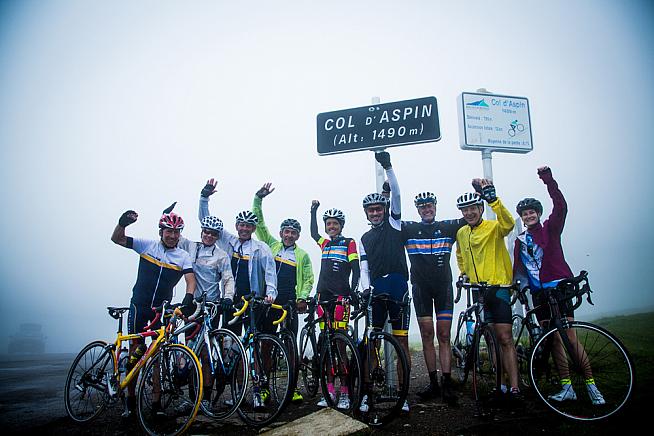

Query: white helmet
[[200, 216, 223, 233], [235, 210, 258, 225], [456, 192, 483, 209], [322, 208, 345, 226]]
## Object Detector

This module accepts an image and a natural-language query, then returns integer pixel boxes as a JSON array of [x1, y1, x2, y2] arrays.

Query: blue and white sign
[[458, 92, 533, 153]]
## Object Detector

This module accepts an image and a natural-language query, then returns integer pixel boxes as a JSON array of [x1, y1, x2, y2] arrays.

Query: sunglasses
[[202, 229, 219, 237]]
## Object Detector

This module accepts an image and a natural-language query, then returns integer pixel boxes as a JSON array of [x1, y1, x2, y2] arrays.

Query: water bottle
[[117, 347, 129, 374], [465, 319, 474, 346], [127, 344, 147, 371]]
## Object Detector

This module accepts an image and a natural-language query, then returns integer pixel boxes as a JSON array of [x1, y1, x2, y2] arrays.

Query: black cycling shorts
[[371, 297, 411, 336], [412, 281, 453, 322], [532, 289, 575, 322], [128, 303, 161, 335], [472, 287, 512, 324]]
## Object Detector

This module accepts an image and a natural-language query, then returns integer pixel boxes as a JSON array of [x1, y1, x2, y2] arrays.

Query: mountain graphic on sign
[[467, 99, 489, 107]]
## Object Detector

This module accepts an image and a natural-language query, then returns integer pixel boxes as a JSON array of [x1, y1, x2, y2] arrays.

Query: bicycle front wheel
[[280, 329, 299, 399], [319, 331, 362, 414], [298, 326, 320, 398], [137, 343, 203, 436], [198, 328, 248, 420], [529, 321, 634, 421], [471, 325, 501, 402], [237, 333, 292, 426], [64, 341, 115, 423], [361, 331, 409, 426], [452, 314, 470, 384]]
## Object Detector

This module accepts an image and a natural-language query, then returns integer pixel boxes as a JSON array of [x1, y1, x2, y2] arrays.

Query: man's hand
[[311, 200, 320, 212], [296, 299, 308, 314], [221, 298, 233, 313], [201, 178, 218, 198], [181, 293, 196, 317], [256, 182, 275, 199], [264, 295, 275, 304], [118, 210, 138, 227], [472, 178, 497, 203], [375, 151, 392, 169]]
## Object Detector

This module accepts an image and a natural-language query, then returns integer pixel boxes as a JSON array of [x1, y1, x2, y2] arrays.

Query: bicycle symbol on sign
[[508, 120, 525, 137]]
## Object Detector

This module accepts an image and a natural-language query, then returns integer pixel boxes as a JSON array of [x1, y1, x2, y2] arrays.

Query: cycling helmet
[[362, 193, 389, 209], [516, 198, 543, 215], [159, 212, 185, 230], [456, 192, 483, 209], [280, 218, 301, 233], [235, 210, 258, 225], [322, 208, 345, 226], [414, 192, 437, 207], [200, 215, 223, 233]]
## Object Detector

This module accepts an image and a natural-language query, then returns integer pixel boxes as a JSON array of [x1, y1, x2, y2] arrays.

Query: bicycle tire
[[280, 329, 299, 401], [319, 331, 362, 413], [198, 328, 248, 420], [64, 340, 115, 423], [137, 343, 203, 436], [471, 325, 501, 402], [529, 321, 634, 421], [298, 326, 320, 398], [512, 314, 531, 388], [237, 333, 292, 427], [452, 314, 470, 384], [360, 331, 409, 426]]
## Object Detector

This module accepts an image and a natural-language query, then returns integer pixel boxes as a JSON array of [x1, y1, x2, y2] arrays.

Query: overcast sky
[[1, 0, 652, 352]]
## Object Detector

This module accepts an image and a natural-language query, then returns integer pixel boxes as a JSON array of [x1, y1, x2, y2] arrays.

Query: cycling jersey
[[455, 198, 515, 285], [513, 169, 574, 291], [177, 237, 235, 302], [200, 197, 277, 301], [126, 237, 194, 307], [252, 195, 314, 304], [315, 236, 359, 298]]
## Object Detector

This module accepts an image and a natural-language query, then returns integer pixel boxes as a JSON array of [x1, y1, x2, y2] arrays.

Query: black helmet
[[516, 198, 543, 215]]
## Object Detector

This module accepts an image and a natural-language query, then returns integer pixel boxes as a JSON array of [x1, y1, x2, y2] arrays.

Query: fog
[[1, 0, 652, 353]]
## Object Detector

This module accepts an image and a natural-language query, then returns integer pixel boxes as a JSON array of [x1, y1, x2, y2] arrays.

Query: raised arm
[[473, 178, 514, 236], [538, 166, 567, 233], [310, 200, 321, 243], [198, 178, 217, 221], [252, 182, 278, 246], [111, 210, 138, 247], [376, 151, 401, 221]]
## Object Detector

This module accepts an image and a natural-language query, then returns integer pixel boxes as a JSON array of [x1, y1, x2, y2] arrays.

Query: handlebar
[[228, 295, 288, 326], [454, 277, 519, 304]]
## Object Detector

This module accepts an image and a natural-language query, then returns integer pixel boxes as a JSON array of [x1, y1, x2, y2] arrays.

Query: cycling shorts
[[411, 281, 453, 322], [128, 303, 161, 335], [532, 289, 575, 322], [371, 297, 411, 336], [472, 287, 512, 324], [317, 295, 351, 330]]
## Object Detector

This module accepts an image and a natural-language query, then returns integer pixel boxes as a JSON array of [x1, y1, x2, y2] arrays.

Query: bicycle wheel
[[280, 329, 298, 399], [471, 325, 501, 402], [198, 328, 248, 420], [237, 333, 291, 426], [64, 341, 115, 423], [298, 326, 320, 398], [529, 321, 634, 421], [319, 331, 362, 413], [361, 331, 409, 426], [451, 314, 470, 384], [137, 343, 203, 436], [512, 314, 531, 388]]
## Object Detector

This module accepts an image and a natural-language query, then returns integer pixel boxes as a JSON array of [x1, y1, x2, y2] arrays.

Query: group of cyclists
[[111, 149, 605, 421]]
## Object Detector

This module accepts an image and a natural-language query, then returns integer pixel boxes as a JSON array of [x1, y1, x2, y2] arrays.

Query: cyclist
[[402, 191, 466, 405], [454, 179, 522, 403], [310, 199, 360, 410], [513, 166, 605, 405], [111, 209, 196, 418], [199, 179, 278, 409], [358, 151, 411, 413], [252, 182, 315, 403], [175, 202, 235, 410]]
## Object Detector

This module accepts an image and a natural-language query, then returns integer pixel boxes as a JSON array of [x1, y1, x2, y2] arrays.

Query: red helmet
[[159, 212, 185, 230]]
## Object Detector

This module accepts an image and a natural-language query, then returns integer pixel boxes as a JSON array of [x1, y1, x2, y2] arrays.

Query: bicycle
[[452, 278, 518, 404], [64, 301, 203, 436], [511, 271, 634, 421], [169, 293, 248, 420], [351, 292, 410, 426], [297, 296, 362, 413], [228, 294, 292, 426], [508, 120, 525, 137]]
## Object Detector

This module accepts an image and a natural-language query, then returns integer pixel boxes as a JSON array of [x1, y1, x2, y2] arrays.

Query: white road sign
[[458, 92, 533, 153]]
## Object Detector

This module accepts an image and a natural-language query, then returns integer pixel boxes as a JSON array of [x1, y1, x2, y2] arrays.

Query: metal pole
[[481, 149, 496, 220]]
